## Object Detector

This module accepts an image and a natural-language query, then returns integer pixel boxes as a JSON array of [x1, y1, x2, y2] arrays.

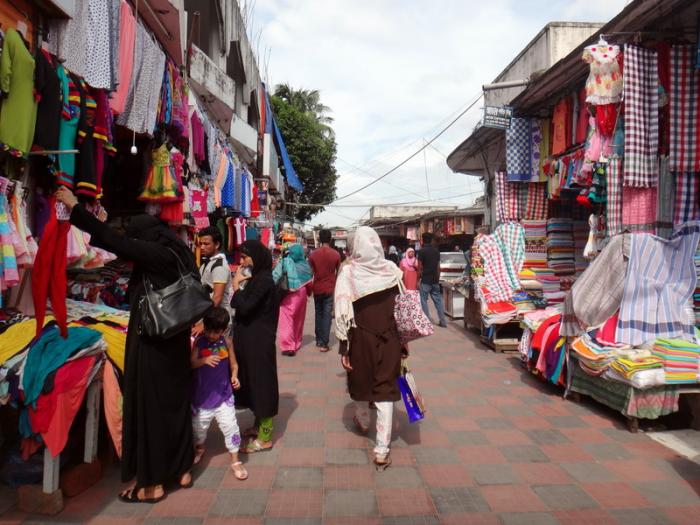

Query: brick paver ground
[[2, 303, 700, 524]]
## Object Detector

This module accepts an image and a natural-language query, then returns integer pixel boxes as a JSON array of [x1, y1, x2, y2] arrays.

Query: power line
[[332, 93, 484, 202], [289, 189, 483, 208]]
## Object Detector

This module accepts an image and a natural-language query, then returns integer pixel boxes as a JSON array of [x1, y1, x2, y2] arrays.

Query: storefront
[[0, 0, 290, 512], [455, 0, 700, 429]]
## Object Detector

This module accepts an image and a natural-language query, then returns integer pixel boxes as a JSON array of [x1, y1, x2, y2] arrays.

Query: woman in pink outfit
[[273, 244, 313, 356], [399, 247, 419, 290]]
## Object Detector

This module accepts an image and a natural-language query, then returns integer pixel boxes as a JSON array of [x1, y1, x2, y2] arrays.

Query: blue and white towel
[[506, 118, 532, 182]]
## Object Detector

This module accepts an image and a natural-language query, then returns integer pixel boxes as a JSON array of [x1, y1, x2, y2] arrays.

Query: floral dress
[[582, 44, 623, 105]]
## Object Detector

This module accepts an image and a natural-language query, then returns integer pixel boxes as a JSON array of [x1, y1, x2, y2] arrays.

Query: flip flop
[[193, 445, 205, 465], [118, 487, 165, 504], [231, 461, 248, 480], [374, 454, 392, 472], [241, 438, 273, 454]]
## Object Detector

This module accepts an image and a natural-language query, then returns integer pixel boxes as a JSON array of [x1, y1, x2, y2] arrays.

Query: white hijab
[[334, 226, 403, 341]]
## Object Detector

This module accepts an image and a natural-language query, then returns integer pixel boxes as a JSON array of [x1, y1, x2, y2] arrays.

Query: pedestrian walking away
[[334, 226, 405, 470], [417, 232, 447, 327], [230, 240, 280, 453], [309, 229, 340, 351], [273, 243, 313, 356]]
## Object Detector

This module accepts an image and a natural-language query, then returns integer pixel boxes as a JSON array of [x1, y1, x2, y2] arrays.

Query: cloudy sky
[[250, 0, 630, 227]]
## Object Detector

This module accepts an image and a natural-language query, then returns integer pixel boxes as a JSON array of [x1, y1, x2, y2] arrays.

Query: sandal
[[231, 461, 248, 480], [118, 487, 165, 504], [353, 415, 369, 435], [193, 445, 205, 465], [241, 438, 273, 454], [179, 472, 193, 489], [374, 454, 392, 472], [281, 350, 296, 357]]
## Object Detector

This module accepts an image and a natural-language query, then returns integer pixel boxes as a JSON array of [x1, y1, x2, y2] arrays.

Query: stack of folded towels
[[652, 338, 700, 384]]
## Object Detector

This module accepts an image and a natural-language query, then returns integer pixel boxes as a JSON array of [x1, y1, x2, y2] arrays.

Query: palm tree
[[274, 84, 335, 136]]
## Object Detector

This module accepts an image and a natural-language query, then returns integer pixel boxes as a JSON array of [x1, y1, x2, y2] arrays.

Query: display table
[[568, 362, 692, 432], [441, 283, 465, 319]]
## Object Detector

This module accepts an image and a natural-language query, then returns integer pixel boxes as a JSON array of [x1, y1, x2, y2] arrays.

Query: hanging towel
[[623, 45, 659, 187], [495, 171, 521, 222], [622, 186, 657, 234], [670, 45, 700, 172], [524, 183, 547, 220], [616, 224, 700, 345], [505, 118, 532, 182], [656, 157, 675, 239], [674, 172, 700, 226], [606, 157, 623, 236]]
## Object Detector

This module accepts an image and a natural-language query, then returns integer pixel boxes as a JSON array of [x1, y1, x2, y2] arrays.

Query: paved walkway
[[3, 303, 700, 524]]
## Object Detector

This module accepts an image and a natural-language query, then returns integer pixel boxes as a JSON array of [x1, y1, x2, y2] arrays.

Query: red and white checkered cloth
[[670, 45, 700, 172], [674, 172, 700, 226], [524, 183, 547, 220], [623, 45, 659, 187], [478, 234, 514, 303], [606, 157, 623, 236], [495, 171, 522, 221]]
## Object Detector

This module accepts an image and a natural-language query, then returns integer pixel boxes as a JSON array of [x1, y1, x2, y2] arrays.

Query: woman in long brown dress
[[334, 226, 404, 470]]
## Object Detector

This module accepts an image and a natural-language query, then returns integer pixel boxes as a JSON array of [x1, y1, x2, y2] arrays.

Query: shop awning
[[447, 125, 505, 176], [272, 116, 304, 193], [138, 0, 186, 65]]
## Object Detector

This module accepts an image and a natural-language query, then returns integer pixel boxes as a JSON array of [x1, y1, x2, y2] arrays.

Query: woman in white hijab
[[334, 226, 404, 470]]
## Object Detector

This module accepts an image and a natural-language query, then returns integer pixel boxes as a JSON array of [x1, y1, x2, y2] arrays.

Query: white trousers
[[355, 401, 393, 456], [192, 396, 241, 453]]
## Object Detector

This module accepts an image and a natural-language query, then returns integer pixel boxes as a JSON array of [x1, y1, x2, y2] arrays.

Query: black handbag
[[138, 248, 213, 339]]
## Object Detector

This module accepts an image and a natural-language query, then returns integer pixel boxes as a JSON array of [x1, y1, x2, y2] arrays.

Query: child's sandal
[[231, 461, 248, 480]]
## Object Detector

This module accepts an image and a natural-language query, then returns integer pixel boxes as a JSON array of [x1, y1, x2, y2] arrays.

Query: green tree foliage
[[271, 85, 338, 222]]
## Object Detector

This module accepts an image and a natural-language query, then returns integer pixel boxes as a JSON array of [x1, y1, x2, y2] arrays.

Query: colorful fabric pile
[[532, 267, 564, 305], [571, 331, 618, 376], [652, 338, 700, 384], [521, 220, 547, 269], [546, 218, 575, 276], [610, 356, 664, 379], [695, 241, 700, 326]]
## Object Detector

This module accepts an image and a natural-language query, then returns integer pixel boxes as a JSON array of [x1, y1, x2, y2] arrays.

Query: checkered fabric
[[524, 183, 547, 220], [506, 118, 532, 182], [477, 222, 525, 303], [623, 45, 659, 187], [606, 157, 623, 236], [670, 45, 700, 172], [674, 172, 700, 226], [495, 171, 522, 221]]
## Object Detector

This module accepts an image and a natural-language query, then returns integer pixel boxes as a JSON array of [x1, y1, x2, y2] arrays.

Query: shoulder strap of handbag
[[141, 247, 189, 291]]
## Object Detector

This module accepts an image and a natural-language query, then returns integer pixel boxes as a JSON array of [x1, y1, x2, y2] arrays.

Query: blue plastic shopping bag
[[398, 360, 425, 423]]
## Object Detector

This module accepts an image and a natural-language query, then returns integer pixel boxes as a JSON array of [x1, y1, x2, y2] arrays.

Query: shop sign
[[482, 105, 513, 129]]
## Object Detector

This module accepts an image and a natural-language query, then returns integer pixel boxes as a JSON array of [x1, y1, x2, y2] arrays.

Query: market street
[[2, 304, 699, 524]]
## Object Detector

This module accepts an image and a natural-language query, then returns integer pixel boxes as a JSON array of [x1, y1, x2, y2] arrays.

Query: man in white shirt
[[197, 226, 234, 331]]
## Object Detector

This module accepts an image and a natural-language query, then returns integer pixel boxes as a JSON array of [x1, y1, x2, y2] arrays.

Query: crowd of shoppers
[[54, 188, 434, 499]]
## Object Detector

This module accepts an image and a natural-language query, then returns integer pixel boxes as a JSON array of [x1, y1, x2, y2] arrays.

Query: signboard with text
[[482, 105, 513, 129]]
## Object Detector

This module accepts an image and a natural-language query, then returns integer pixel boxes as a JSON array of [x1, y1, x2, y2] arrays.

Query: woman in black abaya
[[56, 187, 195, 503], [230, 240, 280, 452]]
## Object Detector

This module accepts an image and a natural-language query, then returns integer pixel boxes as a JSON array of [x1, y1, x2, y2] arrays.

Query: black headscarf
[[126, 214, 196, 273], [239, 240, 272, 275]]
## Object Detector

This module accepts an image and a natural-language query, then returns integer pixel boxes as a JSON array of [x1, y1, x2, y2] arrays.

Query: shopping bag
[[397, 359, 426, 423], [394, 281, 434, 344]]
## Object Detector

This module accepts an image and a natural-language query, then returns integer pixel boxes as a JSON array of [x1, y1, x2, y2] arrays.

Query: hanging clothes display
[[110, 0, 136, 114], [669, 45, 700, 173], [0, 28, 38, 156], [116, 23, 166, 135], [56, 65, 81, 188], [582, 41, 623, 105], [33, 50, 62, 151], [139, 144, 182, 203], [623, 45, 659, 187], [505, 118, 532, 182]]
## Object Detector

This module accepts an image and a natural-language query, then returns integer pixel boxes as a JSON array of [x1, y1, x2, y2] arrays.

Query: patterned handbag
[[393, 280, 434, 344]]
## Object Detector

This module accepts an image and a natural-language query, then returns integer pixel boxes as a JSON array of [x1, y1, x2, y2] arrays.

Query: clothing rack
[[27, 149, 79, 156]]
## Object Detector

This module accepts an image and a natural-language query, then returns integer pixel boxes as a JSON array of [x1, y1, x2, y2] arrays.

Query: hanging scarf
[[334, 226, 402, 341]]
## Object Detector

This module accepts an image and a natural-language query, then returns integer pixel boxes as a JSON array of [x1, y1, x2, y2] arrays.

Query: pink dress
[[278, 282, 310, 353]]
